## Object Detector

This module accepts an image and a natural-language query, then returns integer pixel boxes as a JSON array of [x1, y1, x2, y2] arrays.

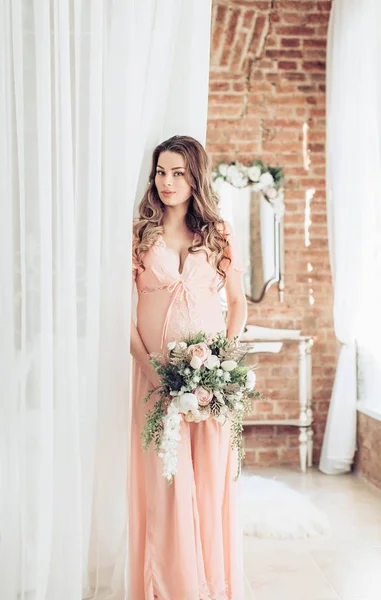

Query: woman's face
[[155, 151, 192, 207]]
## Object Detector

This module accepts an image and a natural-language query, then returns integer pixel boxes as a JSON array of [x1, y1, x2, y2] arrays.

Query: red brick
[[283, 72, 306, 81], [303, 38, 327, 48], [278, 60, 298, 70], [281, 38, 301, 47], [265, 49, 303, 59], [276, 26, 316, 36]]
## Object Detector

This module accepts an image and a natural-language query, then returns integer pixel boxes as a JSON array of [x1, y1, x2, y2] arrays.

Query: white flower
[[245, 369, 256, 390], [169, 390, 178, 397], [178, 392, 199, 415], [223, 372, 231, 382], [227, 165, 239, 179], [248, 165, 261, 182], [190, 355, 202, 370], [193, 375, 200, 383], [217, 369, 224, 376], [159, 404, 182, 481], [199, 409, 210, 421], [214, 390, 223, 400], [184, 368, 190, 375], [213, 413, 227, 424], [178, 341, 187, 350], [252, 181, 265, 191], [218, 163, 229, 176], [234, 401, 244, 411], [205, 355, 220, 370], [231, 174, 249, 188], [221, 360, 237, 372], [167, 341, 177, 351], [167, 402, 180, 415], [259, 172, 274, 186]]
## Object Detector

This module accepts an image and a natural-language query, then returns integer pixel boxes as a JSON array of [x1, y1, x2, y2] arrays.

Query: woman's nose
[[164, 175, 173, 186]]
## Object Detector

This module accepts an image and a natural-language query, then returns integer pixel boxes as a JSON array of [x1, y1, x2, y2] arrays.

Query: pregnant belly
[[137, 292, 226, 354]]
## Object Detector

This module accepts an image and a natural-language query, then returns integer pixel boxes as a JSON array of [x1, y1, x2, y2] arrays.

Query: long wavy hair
[[133, 135, 230, 283]]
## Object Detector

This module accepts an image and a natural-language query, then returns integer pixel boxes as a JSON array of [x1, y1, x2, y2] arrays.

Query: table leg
[[307, 427, 314, 467], [299, 427, 308, 472]]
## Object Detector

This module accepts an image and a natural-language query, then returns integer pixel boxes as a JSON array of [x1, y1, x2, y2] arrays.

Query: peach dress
[[129, 223, 245, 600]]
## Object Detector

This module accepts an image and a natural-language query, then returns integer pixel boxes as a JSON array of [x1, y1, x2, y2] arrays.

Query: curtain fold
[[319, 0, 381, 474], [0, 1, 212, 598]]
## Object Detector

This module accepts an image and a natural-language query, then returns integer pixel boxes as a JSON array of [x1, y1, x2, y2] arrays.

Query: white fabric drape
[[0, 2, 212, 599], [319, 0, 381, 474]]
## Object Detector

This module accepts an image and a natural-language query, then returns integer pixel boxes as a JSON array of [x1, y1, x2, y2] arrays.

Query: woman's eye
[[156, 170, 164, 176], [174, 171, 184, 176]]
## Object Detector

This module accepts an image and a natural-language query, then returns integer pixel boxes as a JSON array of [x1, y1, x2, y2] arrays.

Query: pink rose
[[194, 386, 213, 407], [187, 342, 211, 365]]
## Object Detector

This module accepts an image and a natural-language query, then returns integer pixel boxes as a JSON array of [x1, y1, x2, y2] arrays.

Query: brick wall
[[206, 0, 336, 466], [355, 412, 381, 490]]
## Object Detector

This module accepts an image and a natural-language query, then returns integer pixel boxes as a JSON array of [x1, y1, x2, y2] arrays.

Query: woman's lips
[[161, 191, 175, 196]]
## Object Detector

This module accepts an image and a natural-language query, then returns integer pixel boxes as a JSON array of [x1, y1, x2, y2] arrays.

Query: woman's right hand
[[147, 366, 162, 390]]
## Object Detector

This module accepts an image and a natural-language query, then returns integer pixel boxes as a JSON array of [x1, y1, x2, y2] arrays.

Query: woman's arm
[[130, 319, 162, 388], [224, 267, 247, 340]]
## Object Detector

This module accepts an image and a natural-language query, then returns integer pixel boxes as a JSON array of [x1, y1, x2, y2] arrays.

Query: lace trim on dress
[[140, 284, 169, 294]]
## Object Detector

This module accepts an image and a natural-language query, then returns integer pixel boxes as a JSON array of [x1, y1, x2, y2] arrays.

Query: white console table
[[240, 334, 314, 472]]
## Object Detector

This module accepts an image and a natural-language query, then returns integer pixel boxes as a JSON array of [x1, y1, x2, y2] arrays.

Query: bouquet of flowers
[[141, 331, 261, 483]]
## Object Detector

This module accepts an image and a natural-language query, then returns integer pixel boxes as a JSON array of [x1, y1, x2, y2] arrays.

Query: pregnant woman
[[129, 135, 247, 600]]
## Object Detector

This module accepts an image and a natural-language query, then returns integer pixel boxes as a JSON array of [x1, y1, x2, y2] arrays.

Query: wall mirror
[[216, 180, 285, 304]]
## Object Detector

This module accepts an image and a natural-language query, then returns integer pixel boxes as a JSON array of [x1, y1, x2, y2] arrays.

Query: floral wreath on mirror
[[212, 160, 285, 218]]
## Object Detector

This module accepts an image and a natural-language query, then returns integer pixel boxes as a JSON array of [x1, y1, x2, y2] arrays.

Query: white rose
[[259, 172, 274, 186], [205, 355, 220, 370], [190, 355, 202, 370], [227, 165, 239, 179], [248, 165, 261, 182], [167, 341, 177, 351], [218, 163, 229, 176], [178, 341, 187, 350], [252, 181, 265, 191], [221, 360, 237, 372], [178, 392, 199, 415], [245, 369, 256, 390], [231, 174, 249, 188]]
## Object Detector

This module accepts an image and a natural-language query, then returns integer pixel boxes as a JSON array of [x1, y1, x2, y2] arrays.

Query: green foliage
[[141, 395, 167, 453]]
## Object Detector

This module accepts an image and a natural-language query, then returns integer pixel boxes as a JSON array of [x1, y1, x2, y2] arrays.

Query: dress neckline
[[159, 232, 199, 276]]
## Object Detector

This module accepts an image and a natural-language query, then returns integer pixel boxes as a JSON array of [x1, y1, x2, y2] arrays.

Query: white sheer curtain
[[319, 0, 381, 474], [0, 1, 212, 599]]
